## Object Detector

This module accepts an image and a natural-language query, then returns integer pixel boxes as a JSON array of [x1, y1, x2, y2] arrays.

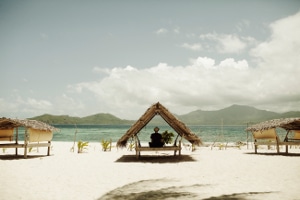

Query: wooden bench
[[135, 140, 182, 158]]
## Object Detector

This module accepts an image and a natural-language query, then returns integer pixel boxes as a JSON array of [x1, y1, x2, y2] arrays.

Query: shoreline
[[1, 141, 300, 200]]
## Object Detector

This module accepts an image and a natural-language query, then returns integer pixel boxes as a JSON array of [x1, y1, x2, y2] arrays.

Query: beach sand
[[1, 142, 300, 200]]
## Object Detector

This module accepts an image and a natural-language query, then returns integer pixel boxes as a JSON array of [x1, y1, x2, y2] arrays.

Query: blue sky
[[1, 0, 300, 120]]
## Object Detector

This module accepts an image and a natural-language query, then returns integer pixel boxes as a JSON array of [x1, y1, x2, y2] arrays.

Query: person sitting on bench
[[149, 127, 164, 147]]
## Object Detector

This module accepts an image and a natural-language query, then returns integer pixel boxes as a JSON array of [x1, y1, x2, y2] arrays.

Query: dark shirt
[[150, 132, 164, 147]]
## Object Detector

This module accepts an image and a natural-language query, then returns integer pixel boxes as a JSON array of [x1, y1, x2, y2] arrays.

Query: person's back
[[149, 127, 164, 147]]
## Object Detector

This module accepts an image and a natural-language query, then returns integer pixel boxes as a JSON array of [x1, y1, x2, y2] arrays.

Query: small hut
[[0, 117, 59, 158], [117, 102, 202, 149], [246, 118, 300, 153]]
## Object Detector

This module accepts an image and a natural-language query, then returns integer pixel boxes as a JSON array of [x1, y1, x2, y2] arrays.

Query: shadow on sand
[[245, 152, 300, 157], [97, 179, 275, 200], [201, 191, 275, 200], [0, 154, 48, 160], [98, 179, 205, 200], [115, 154, 196, 163], [202, 192, 273, 200]]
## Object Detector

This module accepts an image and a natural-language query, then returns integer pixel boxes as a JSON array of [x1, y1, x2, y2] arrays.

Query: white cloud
[[68, 57, 255, 119], [1, 12, 300, 119], [219, 58, 248, 70], [155, 26, 180, 35], [199, 33, 252, 54], [53, 10, 300, 119], [155, 28, 168, 35], [69, 9, 300, 119], [190, 57, 215, 68], [235, 19, 251, 32], [0, 95, 53, 118], [27, 98, 52, 109], [181, 43, 202, 51], [247, 11, 300, 112], [251, 11, 300, 72], [53, 94, 87, 116], [173, 27, 180, 34], [93, 66, 110, 74]]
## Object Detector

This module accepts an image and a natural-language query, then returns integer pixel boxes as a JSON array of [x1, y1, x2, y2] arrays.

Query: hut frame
[[117, 102, 202, 156], [0, 117, 58, 158], [246, 118, 300, 153]]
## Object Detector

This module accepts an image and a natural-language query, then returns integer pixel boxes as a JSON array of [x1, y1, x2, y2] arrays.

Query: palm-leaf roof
[[117, 102, 202, 147], [246, 117, 300, 132], [0, 117, 59, 132]]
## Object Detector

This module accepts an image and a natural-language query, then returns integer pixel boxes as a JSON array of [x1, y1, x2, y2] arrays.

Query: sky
[[1, 0, 300, 120]]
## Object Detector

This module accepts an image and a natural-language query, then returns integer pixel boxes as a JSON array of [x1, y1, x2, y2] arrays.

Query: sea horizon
[[51, 124, 259, 144]]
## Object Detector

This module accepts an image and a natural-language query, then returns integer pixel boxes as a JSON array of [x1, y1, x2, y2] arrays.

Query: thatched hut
[[246, 118, 300, 153], [0, 117, 59, 158], [117, 102, 202, 148]]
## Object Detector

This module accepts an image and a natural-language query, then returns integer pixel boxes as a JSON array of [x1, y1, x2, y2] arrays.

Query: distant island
[[29, 104, 300, 126]]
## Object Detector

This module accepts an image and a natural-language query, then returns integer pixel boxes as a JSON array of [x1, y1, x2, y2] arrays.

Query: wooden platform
[[135, 143, 181, 158], [0, 141, 52, 158]]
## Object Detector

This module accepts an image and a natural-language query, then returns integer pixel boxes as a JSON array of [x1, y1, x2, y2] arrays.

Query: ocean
[[13, 124, 288, 144], [52, 124, 251, 144]]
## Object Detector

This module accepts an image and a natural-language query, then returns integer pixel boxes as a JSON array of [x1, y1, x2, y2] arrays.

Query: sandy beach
[[1, 142, 300, 200]]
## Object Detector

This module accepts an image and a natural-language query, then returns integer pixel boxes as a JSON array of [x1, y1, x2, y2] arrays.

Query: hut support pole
[[47, 141, 51, 156], [15, 127, 19, 156], [177, 139, 182, 156], [276, 135, 280, 153], [173, 136, 182, 156], [24, 129, 28, 158], [284, 130, 290, 154], [254, 139, 257, 154], [173, 134, 179, 146], [134, 136, 141, 158]]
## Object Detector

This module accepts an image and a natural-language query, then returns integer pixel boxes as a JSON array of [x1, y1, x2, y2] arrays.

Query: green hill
[[29, 105, 300, 125], [29, 113, 133, 125], [179, 105, 300, 125]]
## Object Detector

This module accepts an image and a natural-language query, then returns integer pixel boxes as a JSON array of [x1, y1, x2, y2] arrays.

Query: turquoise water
[[52, 124, 250, 143], [10, 124, 289, 144]]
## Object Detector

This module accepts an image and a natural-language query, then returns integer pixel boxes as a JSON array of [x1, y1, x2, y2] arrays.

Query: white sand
[[1, 142, 300, 200]]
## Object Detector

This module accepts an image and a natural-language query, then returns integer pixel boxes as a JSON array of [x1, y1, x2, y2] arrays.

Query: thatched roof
[[117, 102, 202, 147], [0, 117, 59, 132], [246, 118, 300, 132]]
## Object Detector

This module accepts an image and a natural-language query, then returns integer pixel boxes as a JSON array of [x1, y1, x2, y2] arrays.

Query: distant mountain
[[29, 105, 300, 125], [29, 113, 134, 125], [179, 104, 281, 125]]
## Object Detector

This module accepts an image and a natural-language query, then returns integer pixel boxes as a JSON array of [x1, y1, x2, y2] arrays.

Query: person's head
[[154, 127, 159, 133]]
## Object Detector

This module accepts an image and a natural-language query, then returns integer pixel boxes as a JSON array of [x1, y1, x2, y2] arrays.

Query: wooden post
[[254, 139, 257, 154], [47, 141, 51, 156], [284, 130, 290, 154], [276, 136, 280, 153], [15, 127, 18, 156], [134, 136, 140, 158], [179, 140, 181, 155], [173, 135, 178, 156], [24, 129, 28, 158]]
